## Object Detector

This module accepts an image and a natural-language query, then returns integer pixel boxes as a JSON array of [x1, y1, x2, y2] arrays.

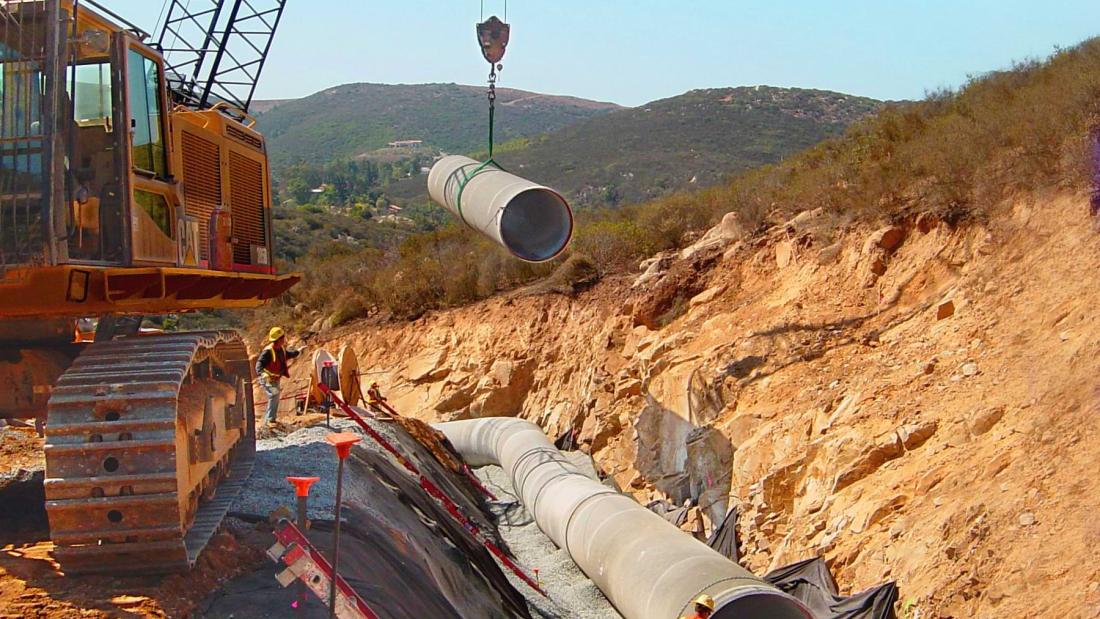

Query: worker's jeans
[[260, 376, 280, 424]]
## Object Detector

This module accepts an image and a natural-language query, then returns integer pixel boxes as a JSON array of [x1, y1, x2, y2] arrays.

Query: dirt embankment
[[305, 191, 1100, 618], [0, 520, 266, 618]]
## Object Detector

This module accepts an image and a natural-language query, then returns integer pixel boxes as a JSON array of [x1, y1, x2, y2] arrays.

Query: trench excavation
[[208, 346, 898, 619]]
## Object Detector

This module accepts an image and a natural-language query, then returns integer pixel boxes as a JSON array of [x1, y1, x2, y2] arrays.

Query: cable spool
[[337, 346, 363, 407], [309, 349, 337, 406]]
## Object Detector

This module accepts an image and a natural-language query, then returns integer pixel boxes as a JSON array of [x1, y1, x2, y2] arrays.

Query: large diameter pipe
[[427, 155, 573, 262], [435, 418, 814, 619]]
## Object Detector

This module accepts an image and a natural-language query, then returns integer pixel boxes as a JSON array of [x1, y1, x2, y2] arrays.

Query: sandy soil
[[0, 425, 43, 473], [0, 520, 266, 618], [0, 410, 270, 618]]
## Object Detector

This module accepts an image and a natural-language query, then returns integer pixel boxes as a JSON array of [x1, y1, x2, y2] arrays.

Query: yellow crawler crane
[[0, 0, 297, 573]]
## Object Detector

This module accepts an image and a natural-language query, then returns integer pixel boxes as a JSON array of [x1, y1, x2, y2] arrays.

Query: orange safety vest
[[260, 344, 290, 379]]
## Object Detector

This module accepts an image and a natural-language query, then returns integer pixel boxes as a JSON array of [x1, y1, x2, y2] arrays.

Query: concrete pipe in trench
[[434, 417, 814, 619], [427, 155, 573, 262]]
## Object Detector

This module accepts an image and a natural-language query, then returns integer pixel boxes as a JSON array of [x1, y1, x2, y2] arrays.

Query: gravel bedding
[[476, 464, 623, 619], [231, 419, 360, 520]]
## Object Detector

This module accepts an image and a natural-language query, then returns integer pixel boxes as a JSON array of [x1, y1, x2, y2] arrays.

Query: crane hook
[[476, 15, 509, 65]]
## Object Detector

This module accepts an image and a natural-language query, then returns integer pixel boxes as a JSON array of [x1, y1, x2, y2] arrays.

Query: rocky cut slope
[[300, 189, 1100, 619]]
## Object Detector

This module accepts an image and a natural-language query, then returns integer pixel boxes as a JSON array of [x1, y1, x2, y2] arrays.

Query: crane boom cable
[[152, 0, 171, 41]]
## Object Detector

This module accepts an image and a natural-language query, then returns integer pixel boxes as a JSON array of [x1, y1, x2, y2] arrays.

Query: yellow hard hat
[[268, 326, 286, 342], [693, 594, 716, 611]]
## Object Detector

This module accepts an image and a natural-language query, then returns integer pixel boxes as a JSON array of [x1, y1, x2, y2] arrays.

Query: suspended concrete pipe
[[434, 418, 814, 619], [427, 155, 573, 262]]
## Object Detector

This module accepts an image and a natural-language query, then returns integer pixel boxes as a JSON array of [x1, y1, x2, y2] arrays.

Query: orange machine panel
[[179, 130, 223, 260], [170, 108, 273, 272], [227, 150, 266, 265]]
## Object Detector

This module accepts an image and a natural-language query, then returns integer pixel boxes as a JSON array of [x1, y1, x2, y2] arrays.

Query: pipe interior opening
[[499, 188, 573, 262], [712, 593, 813, 619]]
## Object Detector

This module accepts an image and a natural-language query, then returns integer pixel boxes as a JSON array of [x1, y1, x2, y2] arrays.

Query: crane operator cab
[[1, 0, 297, 317]]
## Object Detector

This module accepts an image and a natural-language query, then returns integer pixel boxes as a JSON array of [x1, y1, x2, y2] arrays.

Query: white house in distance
[[387, 139, 423, 148]]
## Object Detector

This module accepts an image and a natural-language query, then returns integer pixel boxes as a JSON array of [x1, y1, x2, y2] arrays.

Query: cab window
[[135, 189, 174, 238], [126, 49, 167, 177], [70, 62, 112, 125]]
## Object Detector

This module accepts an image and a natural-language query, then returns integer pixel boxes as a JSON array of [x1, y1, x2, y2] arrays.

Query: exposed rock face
[[304, 193, 1100, 619], [680, 211, 744, 261]]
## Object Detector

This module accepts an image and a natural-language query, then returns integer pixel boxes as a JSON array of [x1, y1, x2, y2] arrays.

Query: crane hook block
[[477, 16, 510, 65]]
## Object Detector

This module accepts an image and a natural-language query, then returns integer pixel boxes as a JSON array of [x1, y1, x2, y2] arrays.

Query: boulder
[[786, 208, 824, 231], [897, 420, 938, 451], [405, 348, 450, 383], [865, 226, 905, 252], [688, 285, 727, 308], [816, 242, 842, 265], [712, 211, 745, 240], [833, 432, 904, 492], [614, 378, 643, 400], [775, 241, 794, 268], [579, 410, 622, 452], [969, 407, 1005, 436], [470, 359, 536, 417], [681, 212, 745, 261], [632, 253, 674, 288]]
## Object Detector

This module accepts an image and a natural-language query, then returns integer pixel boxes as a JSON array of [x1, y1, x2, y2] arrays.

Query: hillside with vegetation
[[257, 39, 1100, 333], [254, 82, 621, 169], [382, 86, 881, 209], [495, 86, 880, 207]]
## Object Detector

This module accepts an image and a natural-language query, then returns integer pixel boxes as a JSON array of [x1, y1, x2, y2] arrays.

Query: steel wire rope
[[152, 0, 171, 39]]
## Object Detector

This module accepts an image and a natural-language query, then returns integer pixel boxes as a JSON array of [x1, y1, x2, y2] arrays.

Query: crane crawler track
[[43, 331, 256, 575]]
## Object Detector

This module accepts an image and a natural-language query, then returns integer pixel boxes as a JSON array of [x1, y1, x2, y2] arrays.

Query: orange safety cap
[[325, 432, 361, 459], [286, 476, 320, 497]]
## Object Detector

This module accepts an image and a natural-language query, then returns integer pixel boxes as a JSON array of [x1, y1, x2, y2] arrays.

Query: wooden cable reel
[[337, 346, 363, 407]]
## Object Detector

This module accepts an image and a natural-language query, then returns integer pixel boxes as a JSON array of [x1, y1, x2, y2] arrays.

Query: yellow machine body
[[0, 1, 297, 574], [0, 1, 298, 318]]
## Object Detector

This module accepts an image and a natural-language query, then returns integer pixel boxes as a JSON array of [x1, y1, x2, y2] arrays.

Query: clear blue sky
[[107, 0, 1100, 106]]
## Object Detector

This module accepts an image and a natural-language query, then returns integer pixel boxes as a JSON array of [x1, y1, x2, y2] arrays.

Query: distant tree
[[319, 185, 341, 206], [602, 183, 621, 206], [285, 177, 312, 205]]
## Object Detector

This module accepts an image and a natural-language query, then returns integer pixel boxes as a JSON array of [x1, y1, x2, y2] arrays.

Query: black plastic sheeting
[[646, 499, 691, 527], [202, 417, 534, 619], [705, 504, 740, 563], [698, 507, 898, 619], [764, 557, 898, 619], [323, 418, 532, 618]]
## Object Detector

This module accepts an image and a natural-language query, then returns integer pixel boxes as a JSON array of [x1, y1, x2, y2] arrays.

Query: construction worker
[[366, 382, 390, 418], [681, 594, 716, 619], [256, 326, 302, 425]]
